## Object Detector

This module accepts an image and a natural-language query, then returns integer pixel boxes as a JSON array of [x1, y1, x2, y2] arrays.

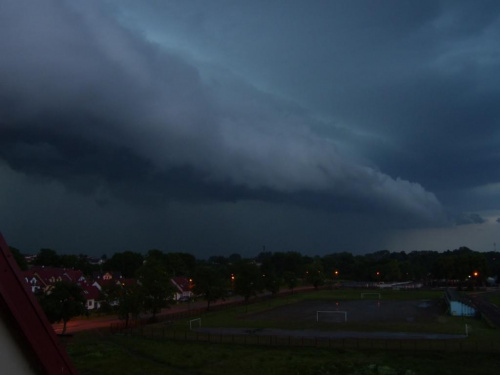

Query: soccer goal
[[360, 292, 381, 300], [189, 318, 201, 330], [316, 311, 347, 322]]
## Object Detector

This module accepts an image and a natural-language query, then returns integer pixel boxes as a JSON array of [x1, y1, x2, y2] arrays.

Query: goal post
[[189, 318, 201, 330], [360, 292, 381, 300], [316, 311, 347, 322]]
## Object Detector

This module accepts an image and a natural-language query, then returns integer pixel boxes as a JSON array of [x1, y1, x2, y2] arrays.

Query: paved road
[[53, 298, 232, 334]]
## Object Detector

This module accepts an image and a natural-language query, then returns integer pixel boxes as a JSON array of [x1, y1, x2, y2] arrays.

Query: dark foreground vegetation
[[66, 332, 500, 375]]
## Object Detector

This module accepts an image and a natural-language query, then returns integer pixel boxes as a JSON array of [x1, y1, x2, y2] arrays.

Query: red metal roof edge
[[0, 232, 79, 375]]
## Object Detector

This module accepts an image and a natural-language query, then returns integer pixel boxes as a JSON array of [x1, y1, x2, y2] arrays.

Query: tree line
[[12, 245, 500, 286]]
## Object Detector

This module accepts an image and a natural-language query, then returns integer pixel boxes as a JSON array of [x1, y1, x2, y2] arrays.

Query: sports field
[[195, 294, 467, 339], [246, 298, 441, 324]]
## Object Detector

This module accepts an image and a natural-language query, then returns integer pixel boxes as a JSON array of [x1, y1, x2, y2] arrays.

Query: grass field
[[65, 289, 500, 375]]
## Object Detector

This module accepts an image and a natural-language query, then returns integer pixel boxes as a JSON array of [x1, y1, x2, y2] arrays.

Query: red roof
[[81, 284, 101, 300], [171, 276, 191, 292], [94, 277, 136, 290], [0, 232, 78, 374], [28, 266, 84, 285]]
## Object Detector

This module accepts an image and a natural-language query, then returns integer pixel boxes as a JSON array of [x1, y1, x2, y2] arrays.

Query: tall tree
[[283, 271, 298, 293], [136, 258, 174, 320], [38, 281, 86, 335], [104, 251, 144, 278], [232, 261, 263, 302], [34, 248, 61, 267], [103, 282, 144, 328], [305, 260, 325, 289], [9, 246, 28, 270], [261, 257, 280, 295], [192, 264, 227, 310]]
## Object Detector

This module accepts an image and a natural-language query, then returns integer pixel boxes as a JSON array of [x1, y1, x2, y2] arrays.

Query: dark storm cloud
[[116, 0, 500, 200], [454, 212, 486, 226], [0, 0, 446, 227]]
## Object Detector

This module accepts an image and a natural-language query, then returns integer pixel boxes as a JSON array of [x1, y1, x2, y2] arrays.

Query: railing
[[114, 326, 500, 353]]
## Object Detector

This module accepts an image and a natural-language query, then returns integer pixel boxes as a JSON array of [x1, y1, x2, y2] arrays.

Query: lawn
[[66, 330, 500, 375]]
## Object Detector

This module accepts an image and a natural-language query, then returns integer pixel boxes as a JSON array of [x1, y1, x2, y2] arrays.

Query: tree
[[164, 252, 195, 276], [192, 264, 227, 310], [271, 251, 304, 277], [38, 281, 87, 335], [305, 260, 325, 289], [283, 271, 298, 293], [136, 258, 174, 320], [34, 248, 61, 267], [263, 273, 280, 295], [59, 254, 79, 269], [104, 251, 144, 278], [261, 257, 280, 295], [228, 253, 242, 263], [9, 247, 28, 270], [103, 282, 144, 328], [232, 261, 263, 302]]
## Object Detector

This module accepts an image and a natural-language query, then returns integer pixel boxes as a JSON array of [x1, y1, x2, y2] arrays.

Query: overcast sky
[[1, 0, 500, 257]]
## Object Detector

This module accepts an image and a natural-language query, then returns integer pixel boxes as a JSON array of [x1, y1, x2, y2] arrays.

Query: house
[[93, 277, 136, 291], [22, 266, 107, 311], [0, 232, 78, 374], [80, 283, 102, 310], [171, 276, 193, 301], [23, 266, 86, 293], [445, 288, 477, 317], [93, 271, 122, 281]]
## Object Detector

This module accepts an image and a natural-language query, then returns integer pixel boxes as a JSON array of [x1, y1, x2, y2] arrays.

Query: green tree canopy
[[38, 281, 86, 335], [136, 258, 174, 320], [34, 248, 61, 267], [232, 261, 264, 302], [9, 247, 28, 270], [104, 251, 144, 278], [193, 264, 228, 310], [305, 260, 325, 289], [102, 282, 144, 328]]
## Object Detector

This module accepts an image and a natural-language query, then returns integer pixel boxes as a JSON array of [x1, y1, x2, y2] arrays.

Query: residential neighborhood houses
[[22, 265, 194, 312]]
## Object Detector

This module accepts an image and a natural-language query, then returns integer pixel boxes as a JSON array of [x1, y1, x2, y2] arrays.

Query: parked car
[[178, 296, 191, 302]]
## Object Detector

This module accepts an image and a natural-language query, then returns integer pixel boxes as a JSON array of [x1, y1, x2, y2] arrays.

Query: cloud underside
[[0, 0, 446, 226]]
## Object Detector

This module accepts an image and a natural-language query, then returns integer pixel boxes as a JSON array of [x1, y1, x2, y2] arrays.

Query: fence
[[114, 326, 500, 354]]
